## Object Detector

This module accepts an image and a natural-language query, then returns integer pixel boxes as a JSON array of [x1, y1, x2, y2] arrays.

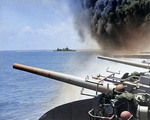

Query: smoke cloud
[[72, 0, 150, 53]]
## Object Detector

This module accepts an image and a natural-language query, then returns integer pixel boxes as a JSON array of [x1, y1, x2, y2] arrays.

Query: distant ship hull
[[53, 50, 76, 52], [53, 47, 76, 52]]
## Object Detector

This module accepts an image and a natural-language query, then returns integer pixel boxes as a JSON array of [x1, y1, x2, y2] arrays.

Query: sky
[[0, 0, 99, 51]]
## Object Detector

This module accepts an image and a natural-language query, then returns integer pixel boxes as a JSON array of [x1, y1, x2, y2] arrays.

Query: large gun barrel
[[13, 63, 116, 93], [98, 55, 149, 69]]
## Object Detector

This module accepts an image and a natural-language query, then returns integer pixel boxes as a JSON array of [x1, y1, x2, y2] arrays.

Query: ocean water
[[0, 50, 146, 120], [0, 50, 102, 120]]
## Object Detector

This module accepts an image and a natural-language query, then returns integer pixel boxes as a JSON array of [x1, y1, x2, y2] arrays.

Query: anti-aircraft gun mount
[[13, 55, 150, 120], [81, 67, 150, 120]]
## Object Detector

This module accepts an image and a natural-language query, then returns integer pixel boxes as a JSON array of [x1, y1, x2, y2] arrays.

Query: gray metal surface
[[39, 99, 93, 120]]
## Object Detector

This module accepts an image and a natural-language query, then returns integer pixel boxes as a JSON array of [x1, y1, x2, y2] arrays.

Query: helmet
[[120, 111, 132, 120], [114, 84, 125, 93]]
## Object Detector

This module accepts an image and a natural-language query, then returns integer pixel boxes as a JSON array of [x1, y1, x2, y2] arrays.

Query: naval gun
[[13, 56, 150, 120]]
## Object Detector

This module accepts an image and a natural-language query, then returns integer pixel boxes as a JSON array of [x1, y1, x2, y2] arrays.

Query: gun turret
[[13, 62, 150, 120], [13, 63, 116, 93]]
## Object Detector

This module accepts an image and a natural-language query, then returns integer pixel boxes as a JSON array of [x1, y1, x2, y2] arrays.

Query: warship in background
[[13, 55, 150, 120], [53, 47, 76, 52]]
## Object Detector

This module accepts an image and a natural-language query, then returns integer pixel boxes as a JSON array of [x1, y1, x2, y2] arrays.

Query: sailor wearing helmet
[[113, 84, 138, 119]]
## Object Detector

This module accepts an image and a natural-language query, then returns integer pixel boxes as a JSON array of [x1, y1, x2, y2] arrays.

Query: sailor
[[121, 72, 145, 82], [95, 84, 137, 119], [113, 84, 138, 118], [114, 84, 125, 93]]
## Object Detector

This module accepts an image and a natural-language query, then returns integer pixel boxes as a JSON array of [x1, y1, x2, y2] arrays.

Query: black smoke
[[72, 0, 150, 53]]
